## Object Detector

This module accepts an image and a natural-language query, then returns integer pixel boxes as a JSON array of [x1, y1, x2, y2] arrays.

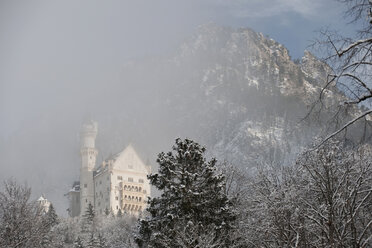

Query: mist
[[0, 0, 352, 215]]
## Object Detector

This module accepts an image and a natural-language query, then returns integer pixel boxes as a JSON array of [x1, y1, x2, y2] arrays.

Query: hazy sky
[[0, 0, 355, 214], [0, 0, 351, 138]]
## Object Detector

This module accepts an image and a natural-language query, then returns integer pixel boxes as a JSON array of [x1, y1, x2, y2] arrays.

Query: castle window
[[99, 180, 102, 185], [117, 176, 122, 180], [116, 206, 118, 210], [115, 196, 118, 201], [139, 179, 144, 183], [84, 184, 87, 188], [128, 177, 133, 182]]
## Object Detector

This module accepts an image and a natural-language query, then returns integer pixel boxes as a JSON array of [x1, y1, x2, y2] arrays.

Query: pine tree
[[39, 203, 59, 247], [74, 236, 84, 248], [136, 138, 238, 248], [117, 209, 122, 218], [86, 233, 99, 248], [97, 233, 108, 248], [82, 203, 96, 234], [46, 204, 59, 227]]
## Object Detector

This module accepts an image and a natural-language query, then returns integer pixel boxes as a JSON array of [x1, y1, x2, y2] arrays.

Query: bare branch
[[313, 109, 372, 149], [337, 37, 372, 57]]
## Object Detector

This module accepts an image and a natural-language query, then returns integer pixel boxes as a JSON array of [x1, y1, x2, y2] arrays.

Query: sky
[[0, 0, 351, 138], [0, 0, 357, 214]]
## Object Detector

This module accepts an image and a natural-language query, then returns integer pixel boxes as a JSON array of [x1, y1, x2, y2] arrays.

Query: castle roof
[[95, 144, 151, 176]]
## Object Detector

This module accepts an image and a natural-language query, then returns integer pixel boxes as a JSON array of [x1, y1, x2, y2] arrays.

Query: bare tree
[[242, 142, 372, 247], [311, 0, 372, 146], [242, 164, 310, 247], [0, 179, 49, 248], [298, 142, 372, 247]]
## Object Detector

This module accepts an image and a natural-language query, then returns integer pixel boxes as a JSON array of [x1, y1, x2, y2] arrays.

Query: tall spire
[[79, 121, 98, 215]]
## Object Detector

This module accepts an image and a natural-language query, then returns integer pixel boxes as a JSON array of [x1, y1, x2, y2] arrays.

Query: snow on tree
[[86, 233, 99, 248], [136, 138, 238, 248], [101, 214, 137, 248], [82, 203, 96, 234], [45, 203, 59, 227], [0, 179, 50, 248], [242, 142, 372, 247], [74, 236, 84, 248], [97, 233, 108, 248], [311, 0, 372, 146], [297, 142, 372, 247]]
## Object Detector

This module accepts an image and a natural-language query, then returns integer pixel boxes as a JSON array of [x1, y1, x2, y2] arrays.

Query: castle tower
[[80, 121, 98, 215]]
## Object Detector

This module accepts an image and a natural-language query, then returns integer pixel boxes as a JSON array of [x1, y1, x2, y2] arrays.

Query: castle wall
[[94, 168, 111, 215]]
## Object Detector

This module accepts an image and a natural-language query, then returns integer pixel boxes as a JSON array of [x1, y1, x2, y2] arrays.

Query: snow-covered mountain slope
[[120, 23, 369, 169]]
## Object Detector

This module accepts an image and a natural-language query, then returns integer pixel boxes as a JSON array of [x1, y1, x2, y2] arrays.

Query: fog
[[0, 1, 349, 215]]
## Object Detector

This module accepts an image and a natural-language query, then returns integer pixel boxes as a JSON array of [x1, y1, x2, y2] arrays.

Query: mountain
[[118, 23, 367, 169]]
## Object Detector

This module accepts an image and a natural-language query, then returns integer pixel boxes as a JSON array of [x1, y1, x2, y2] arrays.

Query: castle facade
[[67, 121, 151, 217]]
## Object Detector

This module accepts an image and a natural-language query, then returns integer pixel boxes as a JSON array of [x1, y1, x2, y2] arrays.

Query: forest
[[1, 0, 372, 247]]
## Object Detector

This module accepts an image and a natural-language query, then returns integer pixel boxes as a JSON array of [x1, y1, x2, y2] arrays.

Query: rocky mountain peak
[[301, 50, 331, 85]]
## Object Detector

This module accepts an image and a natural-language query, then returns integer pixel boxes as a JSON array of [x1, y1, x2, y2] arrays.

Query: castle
[[67, 121, 151, 217]]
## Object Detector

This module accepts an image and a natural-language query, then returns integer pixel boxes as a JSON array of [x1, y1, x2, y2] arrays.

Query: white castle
[[67, 121, 151, 217]]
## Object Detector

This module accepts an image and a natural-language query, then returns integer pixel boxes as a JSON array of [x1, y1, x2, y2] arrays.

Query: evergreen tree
[[74, 236, 84, 248], [82, 203, 96, 234], [117, 209, 122, 218], [46, 204, 59, 227], [136, 138, 238, 248], [97, 233, 108, 248], [86, 233, 99, 248], [39, 204, 59, 247]]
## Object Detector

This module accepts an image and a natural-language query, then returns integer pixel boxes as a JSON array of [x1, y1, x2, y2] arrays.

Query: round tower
[[80, 121, 98, 215]]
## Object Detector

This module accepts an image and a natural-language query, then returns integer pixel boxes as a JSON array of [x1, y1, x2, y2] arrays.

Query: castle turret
[[80, 121, 98, 215]]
